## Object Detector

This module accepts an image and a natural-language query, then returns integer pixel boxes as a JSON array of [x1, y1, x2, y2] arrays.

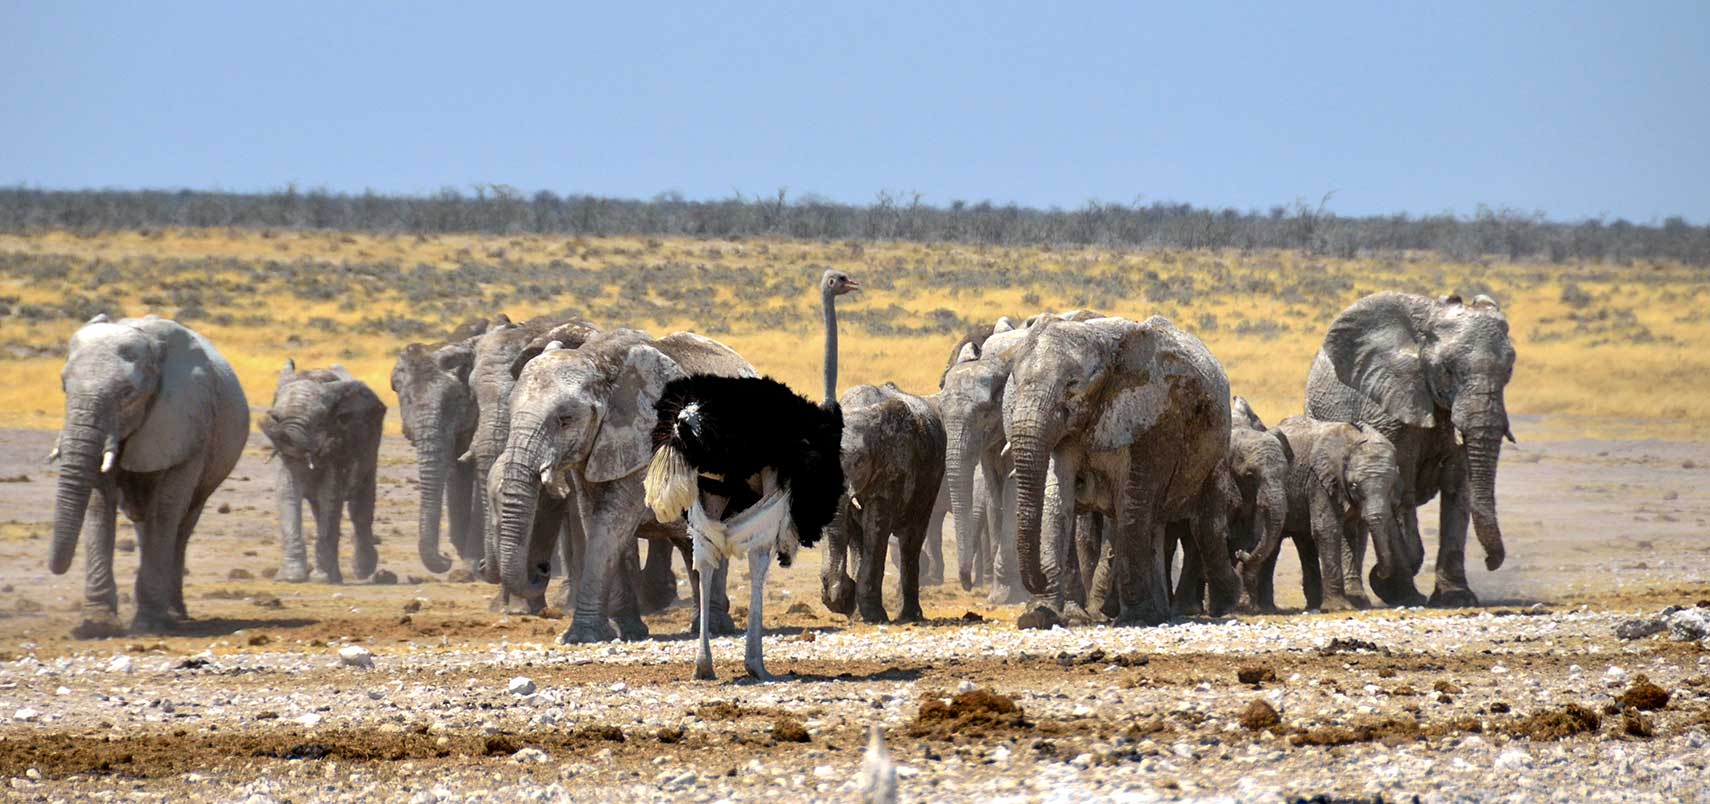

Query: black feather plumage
[[651, 374, 845, 549]]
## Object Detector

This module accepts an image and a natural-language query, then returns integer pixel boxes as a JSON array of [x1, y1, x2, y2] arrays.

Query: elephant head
[[1321, 292, 1515, 572], [937, 322, 1020, 589], [260, 360, 384, 471], [1227, 427, 1288, 608], [490, 331, 682, 601], [391, 339, 476, 573]]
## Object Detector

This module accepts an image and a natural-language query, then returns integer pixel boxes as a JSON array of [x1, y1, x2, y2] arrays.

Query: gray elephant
[[1004, 315, 1231, 627], [1306, 292, 1514, 606], [49, 314, 249, 636], [391, 333, 482, 576], [821, 383, 946, 623], [259, 360, 386, 584], [1215, 397, 1293, 613], [1242, 416, 1418, 611], [491, 329, 751, 644]]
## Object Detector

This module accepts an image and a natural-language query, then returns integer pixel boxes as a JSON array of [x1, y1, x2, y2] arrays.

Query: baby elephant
[[1245, 416, 1420, 611], [260, 360, 387, 583]]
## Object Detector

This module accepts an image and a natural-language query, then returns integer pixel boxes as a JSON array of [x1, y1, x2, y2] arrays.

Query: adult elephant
[[1005, 315, 1230, 627], [392, 333, 481, 575], [492, 329, 751, 644], [49, 314, 249, 636], [821, 383, 946, 623], [940, 311, 1101, 605], [1306, 292, 1515, 606], [259, 360, 386, 584]]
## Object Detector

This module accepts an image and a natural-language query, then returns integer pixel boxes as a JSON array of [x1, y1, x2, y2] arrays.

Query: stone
[[508, 677, 537, 696], [512, 747, 550, 764], [338, 645, 374, 669], [107, 655, 134, 674]]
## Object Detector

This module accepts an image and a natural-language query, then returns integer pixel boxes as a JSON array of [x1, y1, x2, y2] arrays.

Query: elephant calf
[[260, 360, 387, 584], [1245, 416, 1420, 611]]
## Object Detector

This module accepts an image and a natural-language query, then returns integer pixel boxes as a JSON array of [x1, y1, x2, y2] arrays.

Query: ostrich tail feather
[[644, 445, 698, 523]]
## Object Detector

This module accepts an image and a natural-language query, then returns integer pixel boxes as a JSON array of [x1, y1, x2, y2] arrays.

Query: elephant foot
[[893, 605, 925, 624], [1016, 606, 1063, 631], [1116, 601, 1168, 626], [1315, 595, 1359, 613], [616, 616, 650, 642], [277, 564, 310, 584], [559, 619, 619, 644], [354, 550, 378, 582], [1428, 586, 1480, 609], [130, 610, 181, 635], [957, 568, 975, 592], [71, 608, 126, 640], [1173, 602, 1206, 618], [856, 601, 890, 624], [1370, 571, 1428, 608], [986, 584, 1031, 606], [692, 611, 740, 638], [1061, 603, 1106, 627], [821, 577, 856, 616], [309, 570, 343, 585]]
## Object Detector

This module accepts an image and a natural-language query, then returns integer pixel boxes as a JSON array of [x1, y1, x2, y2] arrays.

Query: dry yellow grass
[[1, 229, 1705, 440]]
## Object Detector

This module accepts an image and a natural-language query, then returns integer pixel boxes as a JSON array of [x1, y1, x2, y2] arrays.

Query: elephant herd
[[45, 283, 1516, 651]]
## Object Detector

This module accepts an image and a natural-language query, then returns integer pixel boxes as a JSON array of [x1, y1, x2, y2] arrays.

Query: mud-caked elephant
[[1306, 292, 1515, 606], [491, 329, 750, 643], [1004, 315, 1232, 628], [49, 314, 249, 636], [1242, 416, 1419, 611], [259, 360, 386, 584], [821, 383, 946, 623], [392, 334, 481, 575]]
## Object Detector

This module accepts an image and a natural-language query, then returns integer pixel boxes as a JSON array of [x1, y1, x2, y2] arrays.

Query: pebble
[[13, 707, 39, 722], [296, 712, 323, 727], [511, 747, 550, 764], [107, 655, 134, 674], [337, 646, 374, 669], [508, 676, 537, 696]]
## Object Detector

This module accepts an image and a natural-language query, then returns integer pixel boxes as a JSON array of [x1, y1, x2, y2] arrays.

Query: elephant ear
[[1090, 319, 1170, 453], [585, 345, 685, 483], [330, 380, 386, 432], [433, 342, 474, 385], [122, 323, 213, 473], [1310, 425, 1356, 507], [1322, 293, 1436, 428]]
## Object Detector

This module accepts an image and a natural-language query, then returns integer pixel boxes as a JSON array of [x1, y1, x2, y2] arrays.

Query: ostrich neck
[[822, 288, 838, 405]]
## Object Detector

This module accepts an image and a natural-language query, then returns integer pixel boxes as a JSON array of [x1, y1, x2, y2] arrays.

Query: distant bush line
[[3, 186, 1707, 265]]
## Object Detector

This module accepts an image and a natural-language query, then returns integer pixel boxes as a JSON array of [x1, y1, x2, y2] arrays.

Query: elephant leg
[[552, 494, 584, 612], [894, 519, 928, 623], [1090, 526, 1120, 620], [73, 480, 123, 638], [956, 478, 985, 591], [820, 500, 857, 615], [447, 458, 480, 573], [170, 499, 205, 621], [1115, 452, 1170, 625], [1368, 518, 1426, 608], [1259, 547, 1280, 612], [476, 460, 502, 584], [559, 481, 641, 645], [1070, 512, 1101, 615], [921, 481, 948, 586], [1238, 512, 1287, 614], [1343, 520, 1371, 608], [743, 545, 775, 680], [606, 539, 650, 641], [993, 468, 1023, 596], [1291, 532, 1322, 610], [1307, 491, 1353, 611], [131, 468, 198, 633], [349, 467, 379, 581], [276, 463, 309, 583], [310, 482, 345, 585], [854, 507, 890, 624], [1192, 496, 1241, 617], [1429, 459, 1479, 607], [636, 536, 679, 615], [1169, 522, 1205, 616]]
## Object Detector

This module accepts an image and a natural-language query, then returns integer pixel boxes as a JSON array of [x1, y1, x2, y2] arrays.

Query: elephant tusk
[[306, 456, 316, 471], [999, 442, 1012, 460], [539, 461, 554, 485], [457, 448, 474, 464], [46, 447, 59, 464], [1504, 427, 1517, 445], [849, 495, 863, 511], [100, 450, 116, 473]]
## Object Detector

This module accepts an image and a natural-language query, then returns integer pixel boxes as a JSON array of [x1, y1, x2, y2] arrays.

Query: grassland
[[1, 228, 1705, 440]]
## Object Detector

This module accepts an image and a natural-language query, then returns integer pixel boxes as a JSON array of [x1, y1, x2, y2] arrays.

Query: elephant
[[392, 333, 482, 576], [821, 383, 947, 623], [1175, 396, 1295, 614], [1242, 416, 1419, 611], [49, 314, 249, 636], [1004, 315, 1232, 628], [491, 328, 751, 644], [259, 360, 386, 584], [940, 311, 1103, 605], [1306, 292, 1514, 607]]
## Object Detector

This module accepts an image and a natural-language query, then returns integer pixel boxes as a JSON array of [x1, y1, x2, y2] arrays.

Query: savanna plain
[[1, 229, 1707, 803]]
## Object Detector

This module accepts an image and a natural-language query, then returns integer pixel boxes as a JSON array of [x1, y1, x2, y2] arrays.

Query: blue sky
[[4, 1, 1707, 222]]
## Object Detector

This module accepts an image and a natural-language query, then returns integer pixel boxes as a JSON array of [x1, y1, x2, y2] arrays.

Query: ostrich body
[[645, 269, 858, 679]]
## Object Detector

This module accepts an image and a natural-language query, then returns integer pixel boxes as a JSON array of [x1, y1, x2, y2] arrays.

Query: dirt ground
[[1, 423, 1707, 803]]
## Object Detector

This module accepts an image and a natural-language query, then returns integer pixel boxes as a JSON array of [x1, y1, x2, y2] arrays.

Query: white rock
[[956, 679, 977, 694], [1495, 748, 1533, 770], [108, 655, 134, 674], [508, 677, 537, 696], [296, 712, 324, 727], [1603, 666, 1627, 685], [1069, 752, 1094, 769], [667, 770, 698, 788], [13, 707, 39, 722], [338, 645, 374, 669], [609, 681, 627, 693], [512, 747, 550, 764], [55, 686, 69, 696]]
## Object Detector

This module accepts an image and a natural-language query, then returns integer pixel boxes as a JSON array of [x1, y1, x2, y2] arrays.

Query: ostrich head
[[821, 269, 860, 296]]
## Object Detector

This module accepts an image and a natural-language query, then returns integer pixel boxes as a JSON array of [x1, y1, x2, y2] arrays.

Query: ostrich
[[645, 269, 858, 680]]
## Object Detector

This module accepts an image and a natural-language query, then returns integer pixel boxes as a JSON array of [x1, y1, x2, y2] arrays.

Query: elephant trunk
[[943, 421, 983, 590], [494, 418, 549, 600], [50, 402, 112, 575], [819, 498, 855, 614], [1009, 425, 1053, 596], [1463, 429, 1505, 571], [413, 425, 455, 574]]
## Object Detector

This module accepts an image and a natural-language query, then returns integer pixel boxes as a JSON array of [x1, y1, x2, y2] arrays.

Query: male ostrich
[[645, 269, 859, 679]]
